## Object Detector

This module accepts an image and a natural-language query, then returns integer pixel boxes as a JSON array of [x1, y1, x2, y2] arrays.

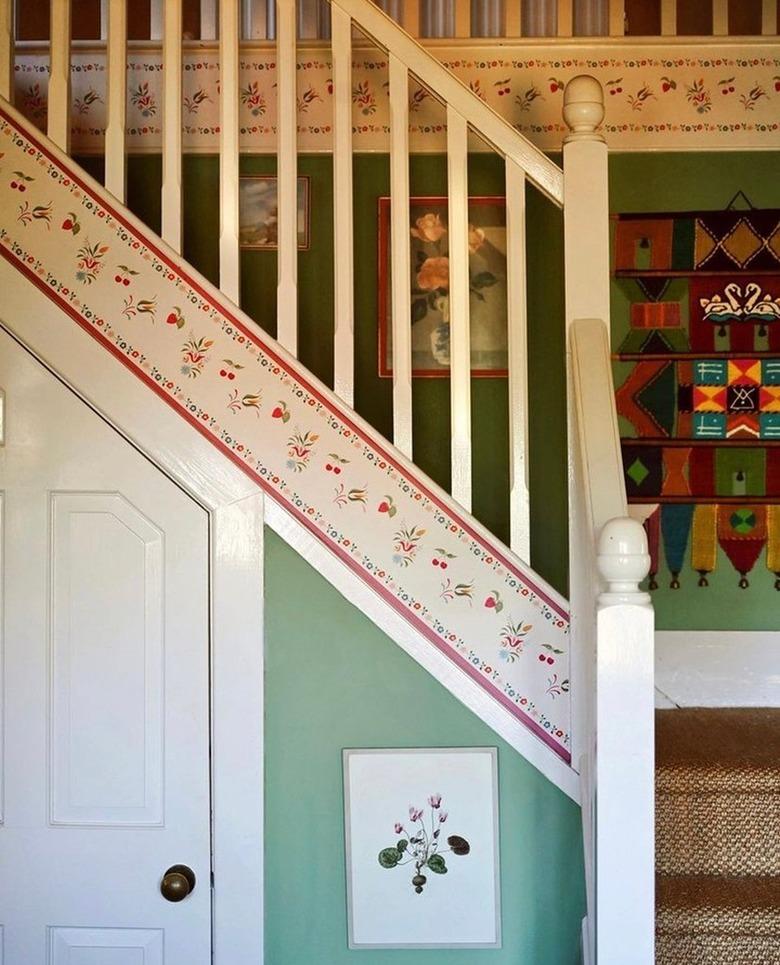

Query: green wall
[[77, 151, 568, 595], [84, 148, 780, 628], [264, 528, 585, 964], [610, 152, 780, 629]]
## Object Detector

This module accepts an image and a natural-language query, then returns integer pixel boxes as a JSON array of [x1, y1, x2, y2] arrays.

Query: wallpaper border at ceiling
[[12, 42, 780, 154]]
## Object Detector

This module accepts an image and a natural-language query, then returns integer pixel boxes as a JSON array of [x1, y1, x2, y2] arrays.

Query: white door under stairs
[[0, 329, 212, 964]]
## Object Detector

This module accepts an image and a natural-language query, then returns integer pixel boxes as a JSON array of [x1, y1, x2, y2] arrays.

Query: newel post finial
[[597, 517, 652, 608], [563, 74, 605, 143]]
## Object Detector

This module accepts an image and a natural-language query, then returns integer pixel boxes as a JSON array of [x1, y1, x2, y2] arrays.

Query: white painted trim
[[712, 0, 728, 36], [162, 0, 183, 252], [105, 0, 127, 202], [762, 0, 777, 35], [265, 498, 580, 801], [505, 157, 530, 561], [388, 52, 413, 458], [0, 0, 12, 102], [0, 259, 264, 965], [211, 493, 265, 965], [402, 0, 420, 35], [556, 0, 572, 36], [446, 105, 471, 512], [504, 1, 521, 36], [219, 0, 241, 302], [595, 604, 655, 965], [276, 0, 299, 353], [331, 4, 355, 407], [608, 0, 625, 37], [48, 0, 71, 152], [656, 630, 780, 708], [660, 0, 676, 36]]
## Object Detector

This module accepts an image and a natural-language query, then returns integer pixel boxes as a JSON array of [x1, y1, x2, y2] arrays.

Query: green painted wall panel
[[92, 148, 780, 631], [264, 528, 585, 964]]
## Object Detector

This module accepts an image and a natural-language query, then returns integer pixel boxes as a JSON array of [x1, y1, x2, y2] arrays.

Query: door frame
[[0, 265, 265, 965]]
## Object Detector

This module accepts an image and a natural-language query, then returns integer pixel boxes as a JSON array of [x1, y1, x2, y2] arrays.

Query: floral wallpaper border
[[0, 104, 572, 759], [13, 42, 780, 154]]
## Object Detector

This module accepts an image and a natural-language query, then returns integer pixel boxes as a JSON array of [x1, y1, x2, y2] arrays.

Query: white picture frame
[[342, 747, 501, 949]]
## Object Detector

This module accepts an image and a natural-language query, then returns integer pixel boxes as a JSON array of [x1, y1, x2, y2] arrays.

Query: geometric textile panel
[[617, 357, 780, 442], [620, 443, 780, 502]]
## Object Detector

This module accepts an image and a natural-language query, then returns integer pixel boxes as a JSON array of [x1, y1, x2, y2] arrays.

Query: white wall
[[655, 631, 780, 708]]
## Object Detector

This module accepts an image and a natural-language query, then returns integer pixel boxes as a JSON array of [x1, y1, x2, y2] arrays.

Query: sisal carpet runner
[[656, 708, 780, 964]]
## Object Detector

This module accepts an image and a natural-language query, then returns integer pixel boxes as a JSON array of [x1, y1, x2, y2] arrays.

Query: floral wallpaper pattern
[[0, 105, 572, 758], [12, 43, 780, 153]]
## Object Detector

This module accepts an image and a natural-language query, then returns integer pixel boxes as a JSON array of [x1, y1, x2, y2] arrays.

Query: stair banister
[[563, 77, 655, 964], [162, 0, 183, 252], [329, 0, 564, 204]]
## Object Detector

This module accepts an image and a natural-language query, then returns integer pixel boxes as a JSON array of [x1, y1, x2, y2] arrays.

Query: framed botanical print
[[343, 747, 501, 949], [378, 196, 508, 377], [238, 175, 310, 249]]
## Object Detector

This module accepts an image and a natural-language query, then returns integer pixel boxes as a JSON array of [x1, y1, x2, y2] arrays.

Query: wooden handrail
[[569, 318, 627, 535]]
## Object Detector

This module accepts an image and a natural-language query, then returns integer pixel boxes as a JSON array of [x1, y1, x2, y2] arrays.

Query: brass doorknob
[[160, 864, 196, 902]]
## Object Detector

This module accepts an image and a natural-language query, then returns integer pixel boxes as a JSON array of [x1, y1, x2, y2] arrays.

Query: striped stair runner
[[656, 708, 780, 965]]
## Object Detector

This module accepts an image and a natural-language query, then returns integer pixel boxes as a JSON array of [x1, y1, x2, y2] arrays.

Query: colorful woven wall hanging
[[613, 205, 780, 589]]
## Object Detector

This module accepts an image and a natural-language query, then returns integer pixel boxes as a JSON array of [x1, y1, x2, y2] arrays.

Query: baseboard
[[655, 631, 780, 708]]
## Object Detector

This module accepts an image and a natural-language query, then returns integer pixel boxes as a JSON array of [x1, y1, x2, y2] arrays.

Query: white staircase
[[0, 2, 656, 961]]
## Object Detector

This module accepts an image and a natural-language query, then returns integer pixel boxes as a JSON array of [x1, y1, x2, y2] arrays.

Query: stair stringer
[[0, 99, 575, 783]]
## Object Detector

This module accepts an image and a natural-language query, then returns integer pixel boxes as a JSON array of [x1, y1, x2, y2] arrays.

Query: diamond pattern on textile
[[769, 225, 780, 262], [760, 386, 780, 412], [728, 359, 761, 385], [721, 219, 763, 267], [694, 386, 727, 412], [627, 458, 650, 486], [694, 220, 718, 268]]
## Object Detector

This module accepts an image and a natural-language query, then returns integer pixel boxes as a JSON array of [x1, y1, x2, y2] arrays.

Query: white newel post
[[596, 518, 655, 965], [563, 79, 655, 965], [563, 75, 610, 770]]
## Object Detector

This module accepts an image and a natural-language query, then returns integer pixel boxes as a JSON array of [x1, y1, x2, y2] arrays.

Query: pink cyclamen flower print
[[380, 796, 470, 894]]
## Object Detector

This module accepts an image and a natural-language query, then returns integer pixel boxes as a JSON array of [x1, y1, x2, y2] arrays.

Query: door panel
[[0, 328, 211, 964], [49, 928, 164, 965], [50, 492, 164, 826]]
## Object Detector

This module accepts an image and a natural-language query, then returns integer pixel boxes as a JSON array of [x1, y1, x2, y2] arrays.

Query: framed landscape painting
[[238, 175, 310, 249], [378, 196, 509, 377], [343, 747, 501, 949]]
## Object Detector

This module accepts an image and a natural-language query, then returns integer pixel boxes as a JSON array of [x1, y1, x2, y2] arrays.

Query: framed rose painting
[[343, 747, 501, 949], [378, 197, 508, 377]]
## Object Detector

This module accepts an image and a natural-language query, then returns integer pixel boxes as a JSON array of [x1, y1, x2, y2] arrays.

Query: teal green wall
[[264, 528, 585, 964], [610, 152, 780, 629]]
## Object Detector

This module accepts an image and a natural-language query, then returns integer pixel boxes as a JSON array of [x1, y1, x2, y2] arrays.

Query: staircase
[[0, 1, 658, 962], [656, 708, 780, 964]]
